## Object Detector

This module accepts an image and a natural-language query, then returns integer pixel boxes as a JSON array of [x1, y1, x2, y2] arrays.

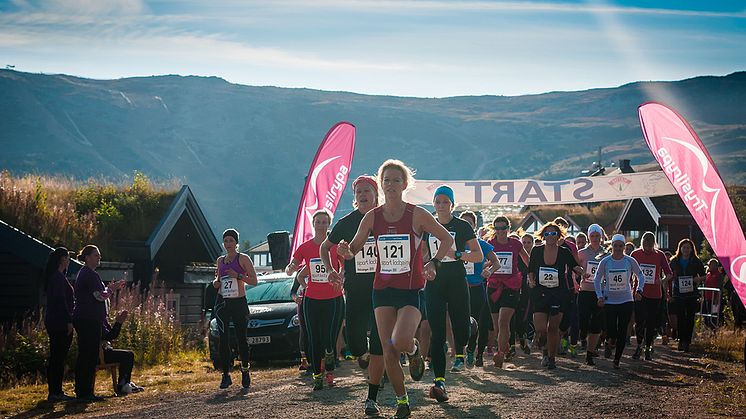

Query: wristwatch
[[454, 251, 462, 261], [237, 273, 244, 280]]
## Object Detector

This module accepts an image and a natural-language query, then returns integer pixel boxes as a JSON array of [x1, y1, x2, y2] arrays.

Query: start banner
[[409, 172, 675, 206]]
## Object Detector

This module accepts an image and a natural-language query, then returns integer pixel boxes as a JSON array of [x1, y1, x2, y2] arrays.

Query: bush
[[0, 281, 206, 390]]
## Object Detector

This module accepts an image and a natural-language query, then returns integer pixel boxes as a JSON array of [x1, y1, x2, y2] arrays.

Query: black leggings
[[674, 297, 699, 346], [467, 284, 490, 354], [297, 301, 308, 354], [426, 274, 470, 379], [303, 296, 345, 375], [103, 348, 134, 384], [510, 287, 533, 346], [578, 291, 604, 337], [73, 318, 102, 398], [214, 296, 250, 374], [604, 302, 634, 361], [344, 276, 381, 356], [47, 328, 72, 395], [635, 297, 661, 347]]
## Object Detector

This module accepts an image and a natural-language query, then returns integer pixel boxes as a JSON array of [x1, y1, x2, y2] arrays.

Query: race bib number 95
[[309, 258, 329, 283]]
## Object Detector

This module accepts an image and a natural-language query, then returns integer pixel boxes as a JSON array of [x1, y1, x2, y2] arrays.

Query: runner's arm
[[342, 211, 374, 257], [238, 254, 258, 286], [461, 238, 483, 263], [415, 206, 454, 260]]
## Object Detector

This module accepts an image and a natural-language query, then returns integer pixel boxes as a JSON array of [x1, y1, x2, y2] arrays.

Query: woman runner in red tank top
[[333, 159, 454, 419]]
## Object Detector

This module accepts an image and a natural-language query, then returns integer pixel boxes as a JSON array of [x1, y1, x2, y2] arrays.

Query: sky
[[0, 0, 744, 97]]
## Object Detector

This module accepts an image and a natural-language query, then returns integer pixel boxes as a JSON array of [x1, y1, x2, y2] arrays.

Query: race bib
[[585, 261, 600, 283], [377, 235, 411, 274], [538, 267, 559, 288], [354, 237, 378, 274], [640, 264, 657, 285], [465, 261, 475, 275], [220, 275, 239, 298], [495, 252, 513, 274], [309, 258, 329, 283], [678, 276, 694, 293], [608, 269, 629, 293], [428, 232, 457, 262]]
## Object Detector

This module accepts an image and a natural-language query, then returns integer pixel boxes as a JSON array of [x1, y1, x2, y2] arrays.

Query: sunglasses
[[543, 231, 558, 237], [494, 225, 509, 231]]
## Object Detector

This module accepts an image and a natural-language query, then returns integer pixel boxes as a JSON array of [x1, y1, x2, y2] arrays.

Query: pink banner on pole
[[291, 122, 356, 254], [639, 102, 746, 307]]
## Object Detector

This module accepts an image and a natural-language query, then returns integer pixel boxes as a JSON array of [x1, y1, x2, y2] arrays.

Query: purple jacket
[[45, 271, 74, 333], [73, 266, 107, 322]]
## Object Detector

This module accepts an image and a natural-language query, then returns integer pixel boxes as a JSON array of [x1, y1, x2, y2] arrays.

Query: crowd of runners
[[211, 159, 731, 419]]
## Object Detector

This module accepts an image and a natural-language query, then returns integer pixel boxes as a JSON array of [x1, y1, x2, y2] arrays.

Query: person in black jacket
[[44, 247, 75, 402], [101, 310, 144, 395], [668, 238, 706, 352]]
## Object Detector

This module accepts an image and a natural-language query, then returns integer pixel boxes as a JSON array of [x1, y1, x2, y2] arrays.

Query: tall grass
[[0, 281, 206, 390]]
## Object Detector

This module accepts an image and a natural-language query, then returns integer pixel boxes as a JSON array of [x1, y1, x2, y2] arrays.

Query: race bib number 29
[[377, 235, 411, 274]]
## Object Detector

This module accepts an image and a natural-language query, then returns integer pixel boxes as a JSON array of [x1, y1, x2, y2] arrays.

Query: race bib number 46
[[377, 235, 411, 274], [678, 276, 694, 294], [428, 232, 457, 262], [608, 269, 629, 293], [640, 264, 657, 285], [495, 252, 513, 274], [220, 275, 239, 298], [538, 267, 559, 288], [309, 258, 329, 283], [355, 237, 378, 274]]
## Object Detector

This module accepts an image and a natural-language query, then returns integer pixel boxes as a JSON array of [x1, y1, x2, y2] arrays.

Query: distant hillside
[[1, 70, 744, 243]]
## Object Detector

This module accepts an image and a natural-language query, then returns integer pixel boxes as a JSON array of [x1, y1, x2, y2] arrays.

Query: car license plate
[[247, 336, 271, 345]]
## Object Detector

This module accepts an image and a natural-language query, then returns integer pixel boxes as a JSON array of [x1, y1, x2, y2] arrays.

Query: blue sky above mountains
[[0, 0, 744, 97]]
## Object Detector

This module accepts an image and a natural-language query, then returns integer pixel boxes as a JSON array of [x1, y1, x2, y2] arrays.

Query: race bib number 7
[[220, 275, 239, 298], [355, 237, 378, 274], [377, 235, 411, 274]]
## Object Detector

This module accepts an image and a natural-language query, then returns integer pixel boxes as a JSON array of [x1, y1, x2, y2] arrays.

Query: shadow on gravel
[[10, 398, 102, 419]]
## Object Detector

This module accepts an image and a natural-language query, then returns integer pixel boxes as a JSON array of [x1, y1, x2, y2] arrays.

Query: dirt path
[[10, 342, 745, 418]]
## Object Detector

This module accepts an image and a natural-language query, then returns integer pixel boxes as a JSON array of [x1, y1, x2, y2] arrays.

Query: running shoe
[[682, 342, 690, 353], [493, 351, 504, 369], [344, 349, 354, 360], [613, 359, 620, 369], [568, 345, 577, 358], [475, 354, 484, 367], [506, 346, 516, 360], [486, 346, 495, 357], [299, 358, 309, 371], [677, 342, 684, 351], [407, 339, 425, 381], [325, 351, 337, 370], [313, 376, 323, 391], [644, 347, 652, 361], [364, 399, 381, 417], [632, 346, 642, 360], [241, 368, 251, 389], [47, 392, 74, 402], [661, 335, 669, 345], [129, 382, 144, 393], [604, 344, 612, 359], [325, 372, 336, 387], [585, 353, 595, 366], [358, 352, 371, 370], [466, 351, 474, 368], [393, 402, 411, 418], [541, 355, 549, 367], [520, 340, 531, 355], [558, 338, 569, 355], [547, 357, 557, 370], [219, 373, 232, 389], [429, 381, 449, 403], [451, 357, 465, 372]]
